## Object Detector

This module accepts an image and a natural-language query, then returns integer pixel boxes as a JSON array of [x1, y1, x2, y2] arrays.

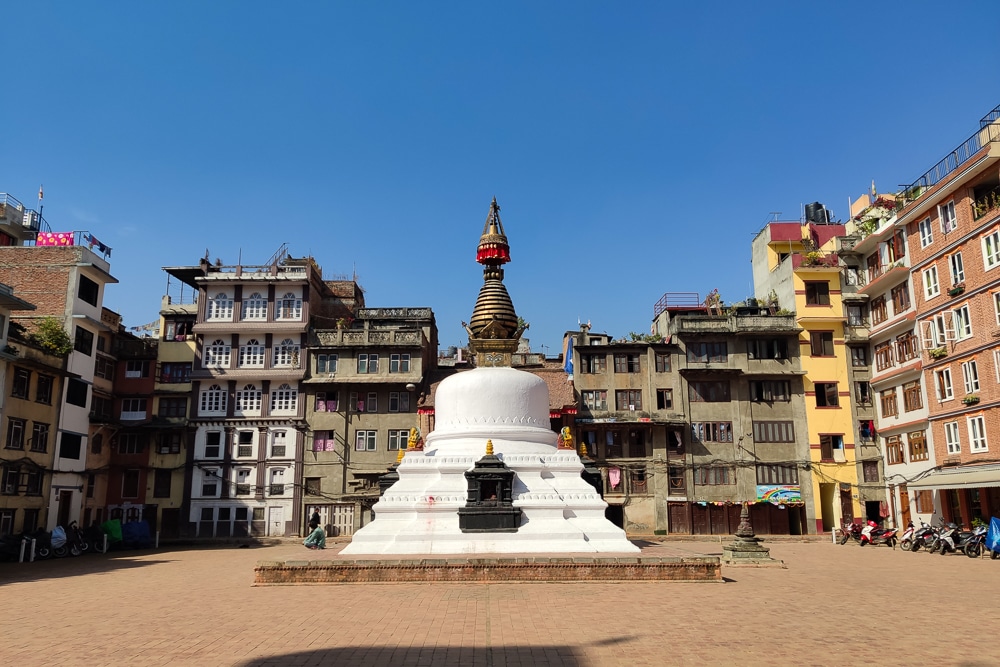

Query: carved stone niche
[[458, 447, 522, 533]]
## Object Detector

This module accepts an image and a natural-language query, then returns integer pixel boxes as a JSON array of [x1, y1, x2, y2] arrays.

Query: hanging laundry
[[35, 231, 75, 246], [608, 466, 621, 490]]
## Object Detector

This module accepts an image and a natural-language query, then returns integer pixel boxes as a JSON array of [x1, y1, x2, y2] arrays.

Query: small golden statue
[[557, 427, 574, 450], [407, 427, 424, 451]]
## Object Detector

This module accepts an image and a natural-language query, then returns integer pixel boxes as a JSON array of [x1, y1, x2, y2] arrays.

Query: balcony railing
[[268, 484, 285, 496], [235, 484, 252, 496], [314, 329, 423, 346]]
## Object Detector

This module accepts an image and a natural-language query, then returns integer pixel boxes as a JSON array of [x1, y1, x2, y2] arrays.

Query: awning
[[908, 464, 1000, 490]]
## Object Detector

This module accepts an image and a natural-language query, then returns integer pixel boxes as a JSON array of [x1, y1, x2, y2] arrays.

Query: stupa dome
[[431, 367, 552, 435]]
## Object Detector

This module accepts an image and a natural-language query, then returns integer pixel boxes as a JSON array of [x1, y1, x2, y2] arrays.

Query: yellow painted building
[[752, 218, 862, 532]]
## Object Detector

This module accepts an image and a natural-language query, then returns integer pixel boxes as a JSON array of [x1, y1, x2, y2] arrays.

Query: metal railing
[[0, 193, 51, 232], [653, 292, 703, 319]]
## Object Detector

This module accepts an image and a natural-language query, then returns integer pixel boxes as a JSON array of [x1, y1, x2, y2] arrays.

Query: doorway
[[57, 490, 73, 528], [267, 506, 285, 536]]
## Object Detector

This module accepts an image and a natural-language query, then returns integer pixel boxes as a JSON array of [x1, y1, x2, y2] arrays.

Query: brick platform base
[[254, 556, 722, 584]]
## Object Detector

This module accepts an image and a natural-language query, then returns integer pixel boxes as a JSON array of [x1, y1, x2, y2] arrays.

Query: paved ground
[[2, 538, 996, 667]]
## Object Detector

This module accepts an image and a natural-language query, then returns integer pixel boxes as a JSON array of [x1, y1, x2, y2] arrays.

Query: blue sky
[[2, 2, 997, 354]]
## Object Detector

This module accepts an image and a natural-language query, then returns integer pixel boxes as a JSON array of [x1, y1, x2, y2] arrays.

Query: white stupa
[[342, 199, 638, 555]]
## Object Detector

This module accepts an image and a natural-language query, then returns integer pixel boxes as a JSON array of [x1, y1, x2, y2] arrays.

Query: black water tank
[[805, 202, 829, 224]]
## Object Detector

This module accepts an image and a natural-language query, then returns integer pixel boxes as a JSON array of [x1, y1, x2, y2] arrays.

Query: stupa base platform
[[254, 554, 721, 585]]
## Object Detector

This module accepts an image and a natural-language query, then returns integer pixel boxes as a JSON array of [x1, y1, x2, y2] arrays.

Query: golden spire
[[486, 439, 494, 456], [396, 447, 406, 464], [580, 442, 590, 459]]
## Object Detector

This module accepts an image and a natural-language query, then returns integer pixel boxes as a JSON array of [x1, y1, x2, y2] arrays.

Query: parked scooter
[[934, 522, 977, 555], [963, 525, 989, 558], [50, 525, 69, 558], [860, 520, 897, 548], [912, 520, 941, 552], [839, 521, 863, 545], [899, 520, 916, 551], [65, 521, 89, 556]]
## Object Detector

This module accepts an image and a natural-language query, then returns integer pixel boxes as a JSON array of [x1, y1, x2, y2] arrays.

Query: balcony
[[668, 314, 797, 336], [314, 329, 423, 347], [792, 252, 839, 270], [844, 325, 870, 343]]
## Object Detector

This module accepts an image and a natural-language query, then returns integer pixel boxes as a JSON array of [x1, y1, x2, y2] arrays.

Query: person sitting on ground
[[303, 524, 326, 550]]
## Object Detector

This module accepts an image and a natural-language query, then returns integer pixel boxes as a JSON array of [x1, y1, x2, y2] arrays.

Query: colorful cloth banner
[[36, 232, 75, 246], [756, 485, 802, 504]]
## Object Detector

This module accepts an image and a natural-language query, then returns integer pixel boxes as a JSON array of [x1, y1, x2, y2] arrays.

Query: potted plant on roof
[[962, 394, 980, 405], [929, 347, 948, 360], [948, 283, 965, 297]]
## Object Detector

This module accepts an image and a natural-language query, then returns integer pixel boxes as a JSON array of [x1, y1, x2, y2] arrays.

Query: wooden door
[[709, 505, 727, 535], [899, 485, 911, 528], [330, 503, 355, 537], [840, 487, 854, 525], [57, 490, 73, 527], [668, 503, 690, 534], [691, 504, 710, 534]]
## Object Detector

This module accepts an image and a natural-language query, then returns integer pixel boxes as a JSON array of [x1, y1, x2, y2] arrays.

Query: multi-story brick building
[[898, 105, 1000, 525]]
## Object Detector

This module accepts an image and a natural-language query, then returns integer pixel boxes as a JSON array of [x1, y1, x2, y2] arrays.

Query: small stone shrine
[[722, 502, 783, 566], [458, 440, 521, 533]]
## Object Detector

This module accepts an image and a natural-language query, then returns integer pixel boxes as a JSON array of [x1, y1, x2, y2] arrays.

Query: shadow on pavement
[[239, 645, 587, 667], [0, 553, 176, 586]]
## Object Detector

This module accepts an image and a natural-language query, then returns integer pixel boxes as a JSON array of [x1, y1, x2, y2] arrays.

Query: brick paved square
[[1, 540, 995, 666]]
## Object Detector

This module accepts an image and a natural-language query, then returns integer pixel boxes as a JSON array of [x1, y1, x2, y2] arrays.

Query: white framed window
[[200, 384, 227, 414], [207, 292, 233, 320], [918, 217, 933, 248], [203, 339, 231, 368], [968, 416, 988, 452], [125, 360, 148, 378], [355, 430, 376, 451], [270, 383, 297, 413], [357, 353, 379, 374], [944, 421, 961, 455], [235, 383, 261, 413], [235, 468, 253, 495], [996, 349, 1000, 383], [241, 292, 267, 320], [366, 392, 378, 413], [921, 314, 954, 349], [271, 430, 288, 458], [238, 339, 265, 367], [923, 267, 940, 299], [949, 252, 965, 285], [389, 353, 411, 373], [961, 360, 980, 394], [939, 201, 957, 234], [317, 354, 338, 374], [201, 469, 219, 497], [388, 429, 409, 451], [268, 467, 286, 495], [953, 305, 972, 340], [273, 339, 300, 368], [935, 368, 954, 401], [120, 398, 147, 420], [277, 293, 302, 320], [983, 229, 1000, 270], [388, 391, 410, 413]]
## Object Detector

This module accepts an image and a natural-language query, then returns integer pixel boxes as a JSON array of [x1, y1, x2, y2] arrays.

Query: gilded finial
[[396, 447, 406, 464], [580, 442, 589, 458], [557, 427, 574, 450], [486, 439, 494, 456]]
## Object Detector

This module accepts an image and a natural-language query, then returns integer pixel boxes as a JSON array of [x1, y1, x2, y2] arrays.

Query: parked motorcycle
[[82, 522, 108, 554], [912, 520, 941, 552], [839, 521, 863, 545], [934, 523, 977, 555], [65, 521, 89, 556], [899, 520, 916, 551], [963, 525, 989, 558], [50, 525, 69, 558], [860, 520, 897, 548]]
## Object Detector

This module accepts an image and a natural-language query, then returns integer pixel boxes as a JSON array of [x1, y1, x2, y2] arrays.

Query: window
[[908, 430, 929, 462], [890, 282, 911, 314], [314, 391, 339, 412], [65, 379, 88, 407], [312, 430, 336, 452], [59, 432, 82, 460], [2, 466, 19, 495], [752, 421, 794, 443], [118, 433, 145, 455], [200, 384, 227, 413], [953, 305, 972, 340], [388, 391, 410, 413], [691, 422, 733, 442], [582, 390, 608, 410], [935, 368, 954, 401], [867, 253, 883, 282], [855, 381, 872, 405], [747, 339, 787, 360], [355, 430, 376, 452], [805, 282, 830, 305], [819, 434, 844, 460], [923, 267, 940, 299], [686, 343, 726, 364], [366, 391, 378, 413], [121, 469, 140, 499], [388, 429, 410, 451], [35, 375, 53, 404], [207, 292, 233, 320], [24, 471, 41, 496], [201, 469, 218, 497], [580, 353, 607, 374], [886, 435, 904, 465], [984, 229, 1000, 270], [969, 416, 988, 452], [78, 275, 99, 306], [916, 490, 934, 514], [204, 339, 232, 368], [11, 368, 30, 399], [814, 382, 839, 407], [30, 423, 49, 453], [273, 339, 300, 368], [879, 388, 898, 418], [157, 432, 182, 454], [749, 380, 790, 402], [870, 296, 888, 325], [94, 355, 115, 380], [939, 201, 957, 234], [949, 252, 965, 285], [304, 478, 321, 495], [961, 360, 980, 394], [74, 326, 94, 355], [874, 342, 894, 372], [277, 293, 302, 320], [688, 381, 730, 402], [863, 461, 880, 483], [270, 384, 298, 413], [204, 431, 222, 458], [695, 467, 732, 485], [614, 353, 642, 372], [163, 317, 193, 341], [850, 346, 868, 367], [124, 360, 149, 378], [655, 353, 671, 372], [317, 353, 338, 374], [389, 354, 411, 373], [241, 292, 267, 320], [925, 312, 955, 348], [5, 418, 25, 449], [846, 304, 868, 327], [918, 217, 933, 248], [896, 333, 918, 363], [656, 389, 673, 410], [809, 331, 834, 357], [615, 390, 642, 410], [944, 421, 961, 454], [232, 430, 253, 458], [158, 397, 187, 418], [271, 431, 288, 458], [756, 465, 798, 485], [357, 353, 379, 374], [903, 381, 923, 412], [235, 384, 262, 413], [120, 398, 147, 420], [159, 362, 191, 383], [239, 339, 265, 367], [153, 469, 172, 498]]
